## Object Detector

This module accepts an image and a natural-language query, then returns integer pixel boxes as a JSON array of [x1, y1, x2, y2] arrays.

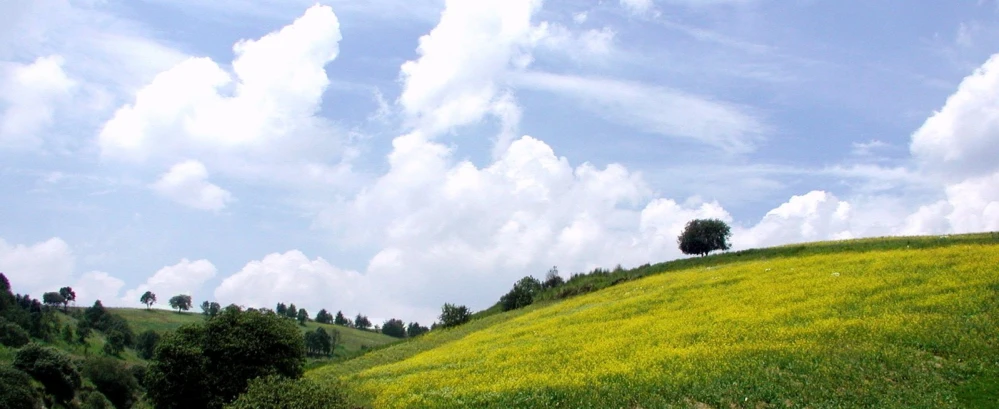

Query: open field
[[311, 236, 999, 408]]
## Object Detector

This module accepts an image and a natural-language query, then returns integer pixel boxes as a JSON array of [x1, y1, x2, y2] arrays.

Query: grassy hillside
[[113, 308, 398, 357], [310, 236, 999, 408]]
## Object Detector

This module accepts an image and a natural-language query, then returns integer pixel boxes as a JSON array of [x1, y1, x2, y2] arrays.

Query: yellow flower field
[[310, 242, 999, 408]]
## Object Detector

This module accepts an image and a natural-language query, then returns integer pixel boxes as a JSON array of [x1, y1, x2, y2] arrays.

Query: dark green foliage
[[224, 375, 348, 409], [285, 304, 297, 319], [201, 301, 221, 319], [354, 314, 371, 330], [58, 287, 75, 311], [406, 322, 429, 338], [167, 295, 192, 313], [542, 266, 564, 290], [315, 309, 333, 324], [296, 308, 308, 326], [81, 391, 115, 409], [275, 303, 287, 316], [61, 324, 73, 344], [304, 327, 332, 357], [0, 273, 9, 292], [129, 364, 148, 389], [140, 291, 156, 309], [439, 303, 471, 329], [0, 364, 39, 409], [42, 292, 65, 309], [85, 300, 108, 326], [146, 306, 306, 409], [77, 321, 92, 345], [677, 218, 732, 257], [13, 343, 82, 403], [136, 330, 161, 360], [0, 318, 30, 347], [82, 357, 140, 409], [500, 276, 543, 311], [381, 319, 406, 338], [333, 311, 348, 326]]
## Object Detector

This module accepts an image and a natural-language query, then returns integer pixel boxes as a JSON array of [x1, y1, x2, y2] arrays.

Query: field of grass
[[310, 238, 999, 408], [112, 308, 398, 358]]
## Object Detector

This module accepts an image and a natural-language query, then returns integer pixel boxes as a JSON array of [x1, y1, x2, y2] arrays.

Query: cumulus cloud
[[620, 0, 655, 15], [122, 259, 217, 309], [73, 271, 126, 305], [0, 237, 75, 297], [98, 5, 350, 185], [214, 250, 364, 315], [514, 71, 766, 153], [0, 56, 75, 149], [151, 160, 233, 211]]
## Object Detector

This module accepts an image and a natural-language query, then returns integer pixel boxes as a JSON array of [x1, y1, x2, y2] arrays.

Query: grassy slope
[[113, 308, 398, 356], [310, 234, 999, 408]]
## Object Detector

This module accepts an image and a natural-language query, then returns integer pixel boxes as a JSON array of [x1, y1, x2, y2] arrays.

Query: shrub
[[13, 343, 81, 403], [83, 357, 140, 409], [81, 390, 115, 409], [224, 376, 348, 409], [439, 303, 471, 328], [0, 319, 30, 348], [0, 364, 39, 409], [136, 330, 161, 360]]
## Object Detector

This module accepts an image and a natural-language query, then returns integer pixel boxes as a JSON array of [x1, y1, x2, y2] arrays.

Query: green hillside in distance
[[310, 233, 999, 408]]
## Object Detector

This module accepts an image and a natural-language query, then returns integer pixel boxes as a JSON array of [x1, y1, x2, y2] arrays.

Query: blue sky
[[2, 0, 999, 324]]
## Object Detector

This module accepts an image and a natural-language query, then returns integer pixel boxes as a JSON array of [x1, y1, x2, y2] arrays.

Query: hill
[[310, 234, 999, 408]]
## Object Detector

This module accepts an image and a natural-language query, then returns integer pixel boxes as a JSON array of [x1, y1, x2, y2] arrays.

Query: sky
[[1, 0, 999, 325]]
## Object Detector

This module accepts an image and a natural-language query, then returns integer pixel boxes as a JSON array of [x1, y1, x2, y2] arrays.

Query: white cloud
[[122, 259, 217, 309], [151, 160, 233, 211], [850, 139, 889, 156], [98, 5, 351, 186], [214, 250, 365, 315], [514, 71, 766, 153], [621, 0, 655, 15], [73, 271, 126, 306], [0, 237, 75, 297], [0, 56, 75, 149]]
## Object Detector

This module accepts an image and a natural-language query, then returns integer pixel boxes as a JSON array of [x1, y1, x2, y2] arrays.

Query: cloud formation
[[151, 160, 233, 211]]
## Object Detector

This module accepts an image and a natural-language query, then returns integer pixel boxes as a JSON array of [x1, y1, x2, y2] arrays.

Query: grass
[[310, 235, 999, 408]]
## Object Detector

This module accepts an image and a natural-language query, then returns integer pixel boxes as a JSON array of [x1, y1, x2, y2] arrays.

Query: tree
[[136, 330, 162, 360], [677, 218, 732, 257], [59, 286, 76, 311], [333, 311, 348, 326], [304, 327, 332, 357], [406, 322, 429, 338], [315, 309, 333, 324], [13, 343, 82, 403], [542, 266, 564, 290], [381, 319, 406, 338], [146, 306, 305, 409], [296, 308, 309, 326], [500, 276, 543, 311], [140, 291, 157, 309], [82, 357, 140, 409], [0, 319, 30, 347], [201, 301, 221, 319], [0, 365, 39, 409], [439, 303, 471, 329], [77, 321, 92, 345], [168, 295, 192, 313], [103, 329, 127, 356], [61, 323, 74, 344], [354, 314, 371, 330], [224, 375, 348, 409], [43, 291, 65, 309], [275, 303, 287, 316]]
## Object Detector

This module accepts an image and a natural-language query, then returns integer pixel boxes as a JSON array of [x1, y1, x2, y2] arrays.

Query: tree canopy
[[439, 303, 471, 328], [168, 295, 192, 313], [677, 218, 732, 257], [381, 319, 406, 338], [140, 291, 157, 309], [500, 276, 543, 311]]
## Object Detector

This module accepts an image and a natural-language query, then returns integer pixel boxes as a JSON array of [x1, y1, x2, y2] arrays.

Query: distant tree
[[168, 295, 192, 313], [439, 303, 471, 329], [297, 308, 309, 326], [201, 301, 221, 319], [103, 329, 127, 356], [500, 276, 543, 311], [275, 303, 287, 316], [14, 343, 82, 403], [542, 266, 564, 290], [0, 319, 30, 347], [146, 307, 305, 409], [677, 218, 732, 257], [61, 323, 74, 343], [304, 327, 332, 357], [406, 322, 429, 338], [85, 300, 107, 325], [136, 330, 162, 360], [82, 391, 115, 409], [0, 365, 39, 409], [43, 291, 65, 309], [315, 309, 333, 324], [141, 291, 157, 309], [77, 321, 92, 345], [381, 319, 406, 338], [286, 304, 298, 320], [224, 375, 348, 409], [354, 314, 371, 330], [333, 311, 348, 326], [82, 357, 141, 409], [59, 286, 76, 311]]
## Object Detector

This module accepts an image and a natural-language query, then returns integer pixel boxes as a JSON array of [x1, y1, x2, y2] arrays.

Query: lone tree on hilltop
[[58, 286, 75, 311], [140, 291, 157, 309], [677, 218, 732, 257], [168, 294, 192, 313], [439, 303, 471, 329]]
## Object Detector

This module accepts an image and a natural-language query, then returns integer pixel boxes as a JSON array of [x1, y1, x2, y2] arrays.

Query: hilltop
[[310, 233, 999, 408]]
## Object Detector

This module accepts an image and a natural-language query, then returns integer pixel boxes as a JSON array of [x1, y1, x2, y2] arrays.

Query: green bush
[[224, 376, 348, 409], [0, 319, 30, 348], [81, 390, 115, 409], [83, 357, 140, 409], [13, 343, 82, 403], [0, 364, 39, 409], [135, 330, 161, 360]]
